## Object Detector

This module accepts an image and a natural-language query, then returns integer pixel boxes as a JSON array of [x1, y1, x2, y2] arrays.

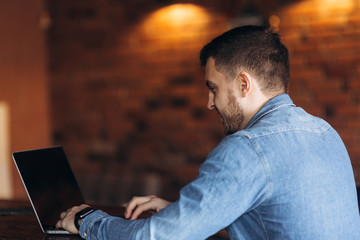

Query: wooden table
[[0, 199, 128, 240], [0, 199, 227, 239]]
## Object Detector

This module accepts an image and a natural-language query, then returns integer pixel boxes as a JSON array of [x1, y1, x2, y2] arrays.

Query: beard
[[217, 91, 244, 135]]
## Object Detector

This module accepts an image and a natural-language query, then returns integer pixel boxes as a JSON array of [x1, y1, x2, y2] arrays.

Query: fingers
[[130, 199, 157, 220], [56, 210, 67, 229], [56, 204, 90, 234], [56, 219, 62, 229], [124, 195, 172, 220], [125, 195, 154, 219], [60, 211, 67, 219]]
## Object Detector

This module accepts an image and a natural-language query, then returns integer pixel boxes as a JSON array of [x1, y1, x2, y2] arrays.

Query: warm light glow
[[286, 0, 355, 24], [147, 4, 209, 27], [315, 0, 354, 18], [139, 4, 211, 43], [164, 5, 198, 24], [269, 15, 280, 32], [0, 102, 12, 199], [316, 0, 353, 6]]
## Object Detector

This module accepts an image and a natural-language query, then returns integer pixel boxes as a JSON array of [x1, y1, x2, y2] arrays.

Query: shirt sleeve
[[79, 210, 150, 239], [79, 134, 269, 240]]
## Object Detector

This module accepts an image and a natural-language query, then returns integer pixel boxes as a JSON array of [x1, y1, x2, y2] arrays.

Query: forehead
[[205, 57, 216, 76], [205, 57, 226, 84]]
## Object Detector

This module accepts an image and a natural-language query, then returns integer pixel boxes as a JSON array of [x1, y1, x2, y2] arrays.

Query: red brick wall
[[48, 1, 228, 204], [47, 0, 360, 204]]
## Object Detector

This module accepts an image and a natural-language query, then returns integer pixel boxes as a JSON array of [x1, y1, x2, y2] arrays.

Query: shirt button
[[84, 232, 87, 238]]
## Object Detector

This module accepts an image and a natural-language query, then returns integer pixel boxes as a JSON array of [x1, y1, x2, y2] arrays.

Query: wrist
[[74, 207, 95, 230]]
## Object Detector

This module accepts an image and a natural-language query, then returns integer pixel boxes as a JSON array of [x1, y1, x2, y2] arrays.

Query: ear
[[234, 72, 253, 97]]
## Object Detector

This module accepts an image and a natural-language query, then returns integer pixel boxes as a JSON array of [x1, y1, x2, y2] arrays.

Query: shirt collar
[[244, 94, 295, 129]]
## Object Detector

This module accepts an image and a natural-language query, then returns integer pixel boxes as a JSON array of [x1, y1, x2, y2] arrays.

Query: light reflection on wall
[[316, 0, 354, 8], [0, 102, 12, 199], [285, 0, 356, 25], [139, 4, 212, 45], [315, 0, 355, 22], [269, 14, 281, 32]]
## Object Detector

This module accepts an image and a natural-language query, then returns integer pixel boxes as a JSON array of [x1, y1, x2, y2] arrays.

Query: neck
[[241, 91, 278, 129]]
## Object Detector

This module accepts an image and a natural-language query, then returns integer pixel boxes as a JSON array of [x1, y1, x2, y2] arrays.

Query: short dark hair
[[200, 25, 290, 94]]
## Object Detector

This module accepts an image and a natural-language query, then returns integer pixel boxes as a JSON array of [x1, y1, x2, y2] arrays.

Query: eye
[[206, 80, 217, 94]]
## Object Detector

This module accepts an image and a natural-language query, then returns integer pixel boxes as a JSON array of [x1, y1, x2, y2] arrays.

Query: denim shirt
[[79, 94, 360, 239]]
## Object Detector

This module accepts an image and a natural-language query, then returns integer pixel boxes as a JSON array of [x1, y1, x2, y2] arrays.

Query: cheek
[[214, 93, 227, 109]]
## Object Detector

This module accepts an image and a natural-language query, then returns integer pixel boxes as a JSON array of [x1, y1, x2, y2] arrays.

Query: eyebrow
[[206, 80, 217, 89]]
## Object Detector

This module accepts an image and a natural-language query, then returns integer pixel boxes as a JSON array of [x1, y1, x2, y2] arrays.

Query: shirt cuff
[[79, 210, 109, 239]]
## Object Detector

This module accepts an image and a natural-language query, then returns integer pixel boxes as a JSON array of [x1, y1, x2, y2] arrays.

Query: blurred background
[[0, 0, 359, 206]]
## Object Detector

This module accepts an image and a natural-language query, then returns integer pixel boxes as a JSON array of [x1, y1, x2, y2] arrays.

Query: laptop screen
[[13, 146, 85, 229]]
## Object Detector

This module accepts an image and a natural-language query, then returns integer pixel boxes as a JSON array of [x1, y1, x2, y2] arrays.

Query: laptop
[[12, 146, 85, 234]]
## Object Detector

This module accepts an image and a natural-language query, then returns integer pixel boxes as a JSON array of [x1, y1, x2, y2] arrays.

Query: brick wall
[[47, 1, 228, 204], [47, 0, 360, 205]]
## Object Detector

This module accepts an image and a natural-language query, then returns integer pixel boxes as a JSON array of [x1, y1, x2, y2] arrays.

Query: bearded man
[[57, 25, 360, 240]]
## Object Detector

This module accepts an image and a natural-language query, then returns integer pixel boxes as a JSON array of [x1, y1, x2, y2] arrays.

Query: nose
[[207, 92, 215, 110]]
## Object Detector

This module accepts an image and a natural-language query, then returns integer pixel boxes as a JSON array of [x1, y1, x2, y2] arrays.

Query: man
[[57, 25, 360, 239]]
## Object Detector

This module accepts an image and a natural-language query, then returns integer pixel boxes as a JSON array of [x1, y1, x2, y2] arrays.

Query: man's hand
[[56, 204, 90, 234], [124, 195, 172, 220]]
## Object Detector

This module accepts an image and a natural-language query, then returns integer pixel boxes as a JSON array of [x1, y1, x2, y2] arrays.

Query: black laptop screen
[[13, 146, 84, 227]]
